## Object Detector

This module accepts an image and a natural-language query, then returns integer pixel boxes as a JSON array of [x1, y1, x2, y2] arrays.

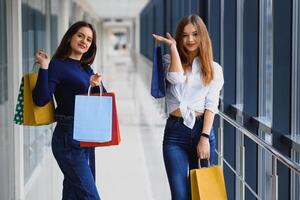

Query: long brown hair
[[175, 15, 214, 85], [53, 21, 97, 67]]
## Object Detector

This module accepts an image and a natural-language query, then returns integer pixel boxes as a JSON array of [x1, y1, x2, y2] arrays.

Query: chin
[[187, 48, 198, 53], [76, 49, 87, 54]]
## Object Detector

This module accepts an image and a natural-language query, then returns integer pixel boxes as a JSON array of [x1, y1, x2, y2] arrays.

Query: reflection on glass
[[22, 0, 54, 184], [259, 0, 273, 125], [258, 0, 273, 199], [0, 0, 10, 199]]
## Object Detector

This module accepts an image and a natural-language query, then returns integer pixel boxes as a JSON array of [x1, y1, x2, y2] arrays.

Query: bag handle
[[32, 61, 40, 73], [198, 159, 210, 168], [87, 83, 103, 96]]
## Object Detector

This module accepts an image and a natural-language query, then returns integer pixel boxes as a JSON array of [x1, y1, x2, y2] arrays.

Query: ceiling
[[83, 0, 149, 19]]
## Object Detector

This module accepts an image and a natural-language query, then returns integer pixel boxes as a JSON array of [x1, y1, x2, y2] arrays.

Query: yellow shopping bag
[[23, 72, 55, 125], [190, 165, 227, 200]]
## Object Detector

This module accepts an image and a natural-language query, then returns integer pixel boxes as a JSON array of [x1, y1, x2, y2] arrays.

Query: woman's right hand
[[152, 32, 176, 48], [35, 49, 50, 69]]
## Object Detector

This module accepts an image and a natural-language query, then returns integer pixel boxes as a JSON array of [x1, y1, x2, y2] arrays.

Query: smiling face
[[182, 23, 200, 54], [69, 26, 93, 58]]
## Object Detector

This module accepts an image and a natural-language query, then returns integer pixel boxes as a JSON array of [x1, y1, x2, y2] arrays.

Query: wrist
[[169, 43, 177, 50], [40, 66, 48, 70], [200, 132, 210, 139]]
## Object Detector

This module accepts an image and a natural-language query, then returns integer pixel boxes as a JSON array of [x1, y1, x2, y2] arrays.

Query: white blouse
[[163, 55, 224, 129]]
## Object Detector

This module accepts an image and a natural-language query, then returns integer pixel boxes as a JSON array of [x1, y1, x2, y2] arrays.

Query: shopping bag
[[190, 165, 227, 200], [14, 77, 24, 125], [151, 46, 165, 98], [73, 92, 113, 142], [80, 92, 120, 147], [23, 72, 55, 125]]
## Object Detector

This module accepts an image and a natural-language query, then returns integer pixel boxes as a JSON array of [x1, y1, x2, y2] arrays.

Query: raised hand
[[152, 32, 176, 48], [35, 49, 50, 69], [90, 72, 102, 87]]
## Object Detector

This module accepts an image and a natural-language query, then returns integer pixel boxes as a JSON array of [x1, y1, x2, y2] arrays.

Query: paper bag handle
[[198, 159, 210, 168], [87, 83, 103, 96]]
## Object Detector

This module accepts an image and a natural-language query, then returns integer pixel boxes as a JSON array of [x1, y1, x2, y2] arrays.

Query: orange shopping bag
[[190, 165, 227, 200]]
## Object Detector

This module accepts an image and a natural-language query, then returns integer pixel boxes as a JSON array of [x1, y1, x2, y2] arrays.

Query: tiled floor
[[95, 54, 170, 200]]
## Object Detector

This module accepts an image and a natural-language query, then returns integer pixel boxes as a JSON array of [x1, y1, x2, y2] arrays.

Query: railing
[[217, 111, 300, 200]]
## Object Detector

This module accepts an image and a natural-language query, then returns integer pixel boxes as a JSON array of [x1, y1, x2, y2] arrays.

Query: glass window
[[235, 1, 244, 199], [0, 1, 12, 199], [258, 0, 273, 199], [0, 0, 8, 104], [259, 0, 273, 125], [236, 0, 244, 109], [291, 1, 300, 199], [292, 0, 300, 137], [21, 0, 54, 184]]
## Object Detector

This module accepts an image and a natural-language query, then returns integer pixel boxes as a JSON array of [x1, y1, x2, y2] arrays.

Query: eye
[[87, 38, 92, 43], [192, 32, 198, 36], [78, 33, 83, 38], [183, 34, 188, 37]]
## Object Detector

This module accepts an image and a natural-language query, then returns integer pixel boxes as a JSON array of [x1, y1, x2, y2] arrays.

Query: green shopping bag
[[14, 77, 24, 125]]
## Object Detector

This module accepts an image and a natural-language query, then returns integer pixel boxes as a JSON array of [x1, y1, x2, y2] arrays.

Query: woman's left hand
[[197, 137, 210, 159], [90, 73, 102, 87]]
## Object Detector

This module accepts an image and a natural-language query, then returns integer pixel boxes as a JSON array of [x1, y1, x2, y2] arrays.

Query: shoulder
[[212, 61, 223, 75], [48, 59, 68, 74], [212, 61, 222, 71], [211, 61, 224, 84], [49, 59, 64, 68]]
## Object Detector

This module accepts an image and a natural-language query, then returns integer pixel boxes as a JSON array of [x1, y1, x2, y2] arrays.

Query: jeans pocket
[[165, 118, 180, 130]]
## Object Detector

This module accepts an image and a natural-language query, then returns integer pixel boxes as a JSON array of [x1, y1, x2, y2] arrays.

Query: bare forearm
[[202, 110, 215, 135], [169, 45, 184, 72]]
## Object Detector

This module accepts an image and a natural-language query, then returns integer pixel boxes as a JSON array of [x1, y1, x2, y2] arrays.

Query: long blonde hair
[[175, 15, 214, 85]]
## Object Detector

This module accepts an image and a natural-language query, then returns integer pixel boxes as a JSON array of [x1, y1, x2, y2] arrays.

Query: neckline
[[66, 57, 81, 62]]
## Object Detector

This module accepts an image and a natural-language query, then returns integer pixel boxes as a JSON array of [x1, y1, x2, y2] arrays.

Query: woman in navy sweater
[[33, 21, 104, 200]]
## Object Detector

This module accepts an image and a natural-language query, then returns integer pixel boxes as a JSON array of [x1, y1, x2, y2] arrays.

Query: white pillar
[[58, 0, 71, 41], [6, 0, 24, 199]]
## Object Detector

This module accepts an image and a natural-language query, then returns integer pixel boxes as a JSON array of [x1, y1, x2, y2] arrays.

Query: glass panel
[[292, 0, 300, 136], [291, 2, 300, 200], [259, 0, 273, 125], [258, 0, 273, 199], [21, 0, 53, 184], [236, 0, 244, 108], [291, 150, 300, 200], [258, 129, 273, 200], [0, 1, 11, 199], [235, 1, 244, 199]]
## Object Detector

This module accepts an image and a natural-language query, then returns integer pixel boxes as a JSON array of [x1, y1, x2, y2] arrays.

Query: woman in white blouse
[[153, 15, 224, 200]]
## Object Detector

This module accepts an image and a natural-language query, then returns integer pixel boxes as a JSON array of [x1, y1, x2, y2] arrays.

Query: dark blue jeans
[[163, 115, 215, 200], [52, 115, 100, 200]]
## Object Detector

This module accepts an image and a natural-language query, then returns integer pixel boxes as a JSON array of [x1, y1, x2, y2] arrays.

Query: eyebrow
[[78, 32, 93, 40], [183, 31, 198, 35]]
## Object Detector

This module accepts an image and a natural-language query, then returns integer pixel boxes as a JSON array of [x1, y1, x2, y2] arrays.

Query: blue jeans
[[52, 115, 101, 200], [163, 115, 215, 200]]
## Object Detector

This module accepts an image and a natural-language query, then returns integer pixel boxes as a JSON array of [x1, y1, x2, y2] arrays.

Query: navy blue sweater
[[33, 58, 106, 116]]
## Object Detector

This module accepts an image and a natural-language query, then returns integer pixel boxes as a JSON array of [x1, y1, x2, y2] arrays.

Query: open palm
[[152, 32, 176, 47]]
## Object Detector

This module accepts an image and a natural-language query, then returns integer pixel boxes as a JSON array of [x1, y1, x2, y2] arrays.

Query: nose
[[188, 35, 194, 42], [80, 37, 88, 44]]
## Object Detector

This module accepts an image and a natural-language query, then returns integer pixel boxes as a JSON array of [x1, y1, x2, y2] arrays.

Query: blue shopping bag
[[73, 94, 112, 142], [151, 46, 165, 98]]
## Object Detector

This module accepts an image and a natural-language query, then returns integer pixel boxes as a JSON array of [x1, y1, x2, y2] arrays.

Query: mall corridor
[[95, 54, 169, 200]]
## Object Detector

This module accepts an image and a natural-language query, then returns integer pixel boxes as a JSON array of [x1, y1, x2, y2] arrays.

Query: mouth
[[186, 43, 196, 48], [78, 44, 86, 49]]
